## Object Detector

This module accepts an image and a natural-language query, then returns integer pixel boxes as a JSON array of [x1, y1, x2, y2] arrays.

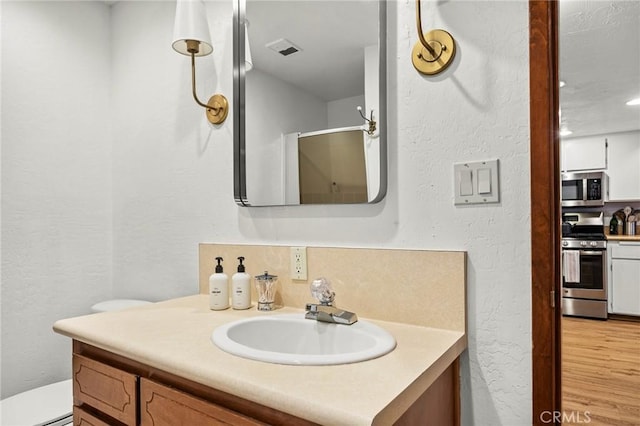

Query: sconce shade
[[172, 0, 213, 57], [244, 25, 253, 71]]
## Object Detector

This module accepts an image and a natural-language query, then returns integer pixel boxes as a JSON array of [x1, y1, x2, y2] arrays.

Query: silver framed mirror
[[233, 0, 387, 206]]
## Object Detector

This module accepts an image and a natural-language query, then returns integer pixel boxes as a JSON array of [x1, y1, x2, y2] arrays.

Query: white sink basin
[[211, 313, 396, 365]]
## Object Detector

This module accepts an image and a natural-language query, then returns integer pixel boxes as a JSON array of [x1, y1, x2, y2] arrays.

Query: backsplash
[[199, 244, 466, 332], [564, 202, 640, 230]]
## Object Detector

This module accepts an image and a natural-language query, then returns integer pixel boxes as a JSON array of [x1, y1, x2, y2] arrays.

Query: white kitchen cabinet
[[607, 131, 640, 201], [561, 136, 607, 172], [608, 241, 640, 316]]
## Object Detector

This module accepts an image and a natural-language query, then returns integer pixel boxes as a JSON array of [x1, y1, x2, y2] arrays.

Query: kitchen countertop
[[605, 232, 640, 242], [53, 295, 467, 425]]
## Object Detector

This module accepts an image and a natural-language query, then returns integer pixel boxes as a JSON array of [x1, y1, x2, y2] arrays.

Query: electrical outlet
[[290, 246, 307, 280]]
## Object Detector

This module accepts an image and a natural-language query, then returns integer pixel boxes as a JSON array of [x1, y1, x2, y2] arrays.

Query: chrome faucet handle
[[306, 278, 358, 325], [310, 277, 335, 305]]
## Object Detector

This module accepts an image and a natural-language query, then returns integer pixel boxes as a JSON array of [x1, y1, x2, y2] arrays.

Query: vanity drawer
[[140, 377, 265, 426], [73, 354, 137, 425], [73, 406, 113, 426]]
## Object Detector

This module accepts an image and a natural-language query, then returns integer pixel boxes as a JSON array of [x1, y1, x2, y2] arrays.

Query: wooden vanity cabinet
[[72, 356, 262, 426], [72, 341, 315, 426], [72, 340, 460, 426]]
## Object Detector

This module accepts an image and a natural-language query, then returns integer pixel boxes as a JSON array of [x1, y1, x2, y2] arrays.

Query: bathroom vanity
[[55, 295, 465, 425], [55, 245, 467, 425]]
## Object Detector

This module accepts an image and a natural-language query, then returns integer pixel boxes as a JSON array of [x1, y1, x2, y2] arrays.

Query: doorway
[[530, 1, 640, 424]]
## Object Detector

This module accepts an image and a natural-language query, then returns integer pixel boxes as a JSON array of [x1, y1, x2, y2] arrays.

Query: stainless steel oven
[[561, 171, 607, 207], [561, 212, 608, 319]]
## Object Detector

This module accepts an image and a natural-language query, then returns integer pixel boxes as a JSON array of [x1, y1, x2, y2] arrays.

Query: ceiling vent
[[266, 38, 302, 57]]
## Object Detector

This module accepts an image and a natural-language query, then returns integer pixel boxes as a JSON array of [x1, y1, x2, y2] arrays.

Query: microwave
[[561, 172, 607, 207]]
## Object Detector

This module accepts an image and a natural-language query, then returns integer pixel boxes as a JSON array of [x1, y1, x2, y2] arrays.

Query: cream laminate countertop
[[53, 295, 466, 425]]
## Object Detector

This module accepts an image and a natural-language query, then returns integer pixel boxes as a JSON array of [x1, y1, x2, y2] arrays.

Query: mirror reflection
[[234, 0, 386, 206]]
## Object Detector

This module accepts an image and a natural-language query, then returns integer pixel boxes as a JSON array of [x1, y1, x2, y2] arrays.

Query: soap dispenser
[[209, 257, 229, 310], [232, 256, 251, 310]]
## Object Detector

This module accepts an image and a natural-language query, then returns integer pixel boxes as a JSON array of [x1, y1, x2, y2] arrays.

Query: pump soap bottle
[[209, 257, 229, 310], [232, 256, 251, 310]]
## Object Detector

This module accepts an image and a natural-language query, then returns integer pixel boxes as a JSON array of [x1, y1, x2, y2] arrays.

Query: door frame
[[529, 1, 562, 423]]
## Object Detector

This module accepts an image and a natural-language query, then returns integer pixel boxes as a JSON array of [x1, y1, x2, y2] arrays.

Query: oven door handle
[[579, 250, 604, 256]]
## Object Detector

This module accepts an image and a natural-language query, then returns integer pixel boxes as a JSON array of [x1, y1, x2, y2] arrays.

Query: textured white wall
[[2, 1, 531, 424], [1, 1, 112, 397]]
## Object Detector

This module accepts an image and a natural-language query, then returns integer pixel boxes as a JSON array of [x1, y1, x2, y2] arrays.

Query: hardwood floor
[[562, 316, 640, 425]]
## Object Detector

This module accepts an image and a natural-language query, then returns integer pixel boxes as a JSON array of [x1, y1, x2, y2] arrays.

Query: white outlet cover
[[290, 246, 307, 280]]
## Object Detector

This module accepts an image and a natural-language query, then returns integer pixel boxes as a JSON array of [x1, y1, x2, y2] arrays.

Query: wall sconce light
[[172, 0, 228, 125], [411, 0, 456, 75]]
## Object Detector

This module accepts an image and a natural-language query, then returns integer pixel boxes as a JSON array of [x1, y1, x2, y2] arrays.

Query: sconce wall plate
[[412, 29, 456, 75], [412, 0, 456, 76], [206, 94, 229, 124]]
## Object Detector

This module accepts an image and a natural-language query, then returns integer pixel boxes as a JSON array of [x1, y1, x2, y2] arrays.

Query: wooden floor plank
[[562, 317, 640, 426]]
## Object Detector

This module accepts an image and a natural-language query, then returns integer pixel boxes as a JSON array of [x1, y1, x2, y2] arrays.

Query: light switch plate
[[454, 159, 500, 205]]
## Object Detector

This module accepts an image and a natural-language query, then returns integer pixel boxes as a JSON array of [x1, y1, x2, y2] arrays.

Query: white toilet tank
[[91, 299, 152, 313]]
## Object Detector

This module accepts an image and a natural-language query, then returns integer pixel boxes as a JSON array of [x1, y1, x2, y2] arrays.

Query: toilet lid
[[91, 299, 152, 313], [0, 379, 72, 426]]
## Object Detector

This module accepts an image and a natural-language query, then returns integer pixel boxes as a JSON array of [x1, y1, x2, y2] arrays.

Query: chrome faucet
[[304, 278, 358, 325]]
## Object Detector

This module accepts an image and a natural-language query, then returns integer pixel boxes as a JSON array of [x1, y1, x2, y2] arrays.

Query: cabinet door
[[607, 131, 640, 201], [611, 258, 640, 315], [73, 354, 137, 425], [561, 136, 607, 172], [140, 378, 265, 426]]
